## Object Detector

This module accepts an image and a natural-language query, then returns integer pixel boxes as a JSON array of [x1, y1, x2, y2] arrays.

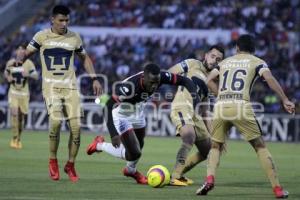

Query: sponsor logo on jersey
[[46, 41, 73, 48]]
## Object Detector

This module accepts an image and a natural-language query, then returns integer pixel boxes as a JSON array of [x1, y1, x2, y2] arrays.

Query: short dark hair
[[143, 63, 160, 75], [207, 45, 225, 57], [237, 34, 255, 53], [16, 43, 27, 49], [52, 5, 70, 16]]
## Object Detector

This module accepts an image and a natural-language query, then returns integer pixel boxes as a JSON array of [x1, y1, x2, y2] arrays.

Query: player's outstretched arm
[[18, 49, 35, 64], [77, 53, 102, 96], [262, 70, 295, 114]]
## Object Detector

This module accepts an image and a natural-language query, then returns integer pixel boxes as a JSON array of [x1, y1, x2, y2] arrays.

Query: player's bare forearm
[[206, 69, 219, 96], [20, 49, 35, 63], [79, 54, 96, 77], [262, 70, 295, 113], [262, 71, 288, 101], [207, 80, 218, 96], [78, 53, 102, 95]]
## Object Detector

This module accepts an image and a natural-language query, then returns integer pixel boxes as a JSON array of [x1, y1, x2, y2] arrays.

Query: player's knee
[[198, 139, 211, 159], [69, 118, 81, 145], [126, 149, 142, 161], [180, 125, 196, 145], [72, 136, 81, 146], [181, 131, 196, 145], [49, 118, 61, 140], [10, 108, 18, 117], [249, 137, 265, 151], [211, 141, 222, 149], [69, 118, 80, 135]]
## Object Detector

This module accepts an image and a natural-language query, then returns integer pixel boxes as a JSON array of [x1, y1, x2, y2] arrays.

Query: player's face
[[204, 49, 223, 70], [144, 73, 161, 93], [51, 14, 69, 35], [15, 47, 26, 62]]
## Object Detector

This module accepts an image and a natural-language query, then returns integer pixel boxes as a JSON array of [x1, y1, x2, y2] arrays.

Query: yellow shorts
[[43, 88, 83, 120], [170, 108, 209, 141], [211, 101, 262, 143], [8, 92, 29, 114]]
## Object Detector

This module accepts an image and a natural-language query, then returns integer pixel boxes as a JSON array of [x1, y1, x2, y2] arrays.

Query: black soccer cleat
[[196, 181, 214, 195]]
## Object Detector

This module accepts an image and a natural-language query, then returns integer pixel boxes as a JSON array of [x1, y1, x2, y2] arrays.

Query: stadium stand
[[0, 0, 299, 113]]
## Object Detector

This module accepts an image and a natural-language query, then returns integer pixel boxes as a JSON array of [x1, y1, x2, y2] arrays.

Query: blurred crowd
[[0, 0, 299, 113]]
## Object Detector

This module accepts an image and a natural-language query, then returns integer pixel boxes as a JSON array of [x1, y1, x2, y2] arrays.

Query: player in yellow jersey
[[19, 5, 102, 182], [168, 46, 224, 186], [4, 44, 38, 149], [196, 35, 294, 198]]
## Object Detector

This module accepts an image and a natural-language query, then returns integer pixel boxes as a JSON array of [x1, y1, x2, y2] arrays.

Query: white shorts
[[112, 103, 146, 135]]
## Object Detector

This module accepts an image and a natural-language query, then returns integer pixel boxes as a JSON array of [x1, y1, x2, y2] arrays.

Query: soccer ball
[[147, 165, 170, 188]]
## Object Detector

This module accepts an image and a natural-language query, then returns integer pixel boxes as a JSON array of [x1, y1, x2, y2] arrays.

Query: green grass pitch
[[0, 130, 299, 200]]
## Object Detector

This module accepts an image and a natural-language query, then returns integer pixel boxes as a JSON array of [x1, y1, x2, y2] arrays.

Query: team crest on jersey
[[120, 86, 129, 95]]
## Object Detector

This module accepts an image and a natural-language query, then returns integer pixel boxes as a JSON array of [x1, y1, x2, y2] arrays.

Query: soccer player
[[87, 63, 205, 184], [168, 45, 224, 186], [19, 5, 102, 182], [196, 34, 294, 198], [4, 44, 38, 149]]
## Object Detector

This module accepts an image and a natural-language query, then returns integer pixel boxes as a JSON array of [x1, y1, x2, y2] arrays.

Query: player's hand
[[22, 70, 28, 77], [6, 75, 13, 83], [93, 80, 102, 96], [282, 99, 295, 114], [111, 135, 121, 148]]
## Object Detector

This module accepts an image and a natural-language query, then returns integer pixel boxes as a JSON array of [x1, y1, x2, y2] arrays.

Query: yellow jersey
[[5, 58, 36, 96], [171, 59, 209, 111], [216, 53, 269, 102], [27, 28, 86, 90]]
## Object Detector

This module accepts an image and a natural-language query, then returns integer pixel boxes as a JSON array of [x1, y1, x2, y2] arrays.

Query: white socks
[[96, 141, 139, 174], [97, 142, 126, 160]]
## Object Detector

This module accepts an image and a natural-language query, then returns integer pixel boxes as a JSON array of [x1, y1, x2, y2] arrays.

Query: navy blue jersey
[[112, 71, 178, 104]]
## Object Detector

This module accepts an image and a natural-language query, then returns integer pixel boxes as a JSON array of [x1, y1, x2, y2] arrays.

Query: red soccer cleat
[[123, 167, 148, 184], [86, 135, 105, 155], [196, 175, 215, 195], [273, 186, 289, 199], [64, 161, 79, 182], [49, 158, 60, 181]]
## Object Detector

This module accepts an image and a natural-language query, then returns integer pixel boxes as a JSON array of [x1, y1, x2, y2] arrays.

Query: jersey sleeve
[[26, 60, 37, 74], [256, 62, 270, 76], [168, 60, 189, 74], [27, 31, 42, 52], [160, 71, 178, 85], [74, 33, 86, 55]]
